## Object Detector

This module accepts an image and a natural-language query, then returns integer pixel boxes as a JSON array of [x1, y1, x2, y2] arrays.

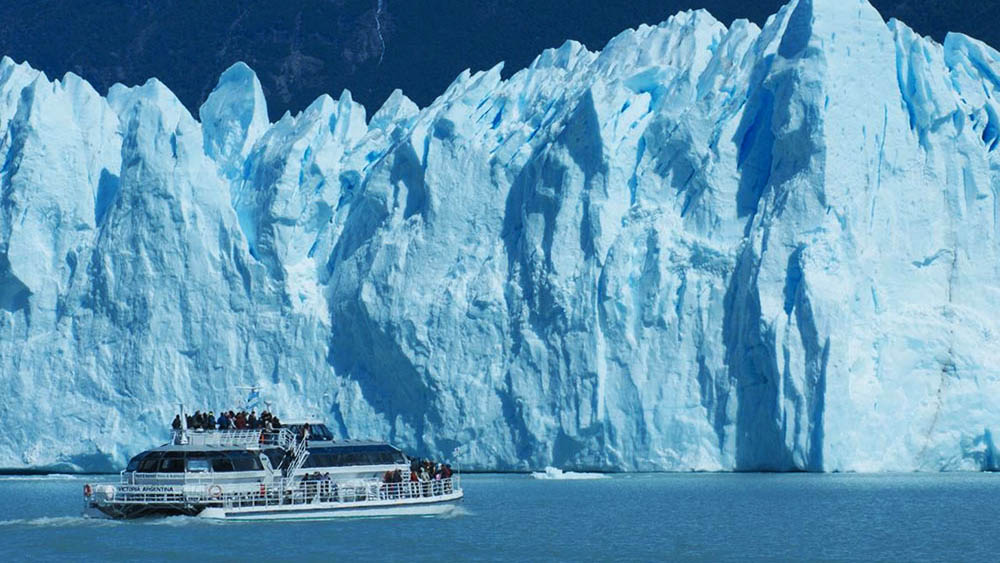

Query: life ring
[[208, 485, 223, 499], [83, 483, 92, 497]]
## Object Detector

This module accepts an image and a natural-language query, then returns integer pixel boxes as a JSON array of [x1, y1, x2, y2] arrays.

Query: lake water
[[2, 472, 997, 561]]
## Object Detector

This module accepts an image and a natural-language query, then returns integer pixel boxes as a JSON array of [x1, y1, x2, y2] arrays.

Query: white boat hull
[[197, 490, 464, 521]]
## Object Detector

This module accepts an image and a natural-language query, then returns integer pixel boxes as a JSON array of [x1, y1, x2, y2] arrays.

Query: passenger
[[235, 411, 247, 429], [432, 463, 442, 495], [206, 411, 216, 430], [217, 411, 229, 429], [272, 416, 282, 429], [319, 472, 331, 501], [419, 463, 431, 496], [248, 410, 257, 429], [171, 414, 181, 431], [382, 469, 393, 499], [391, 469, 403, 498], [313, 472, 325, 498], [408, 465, 419, 498]]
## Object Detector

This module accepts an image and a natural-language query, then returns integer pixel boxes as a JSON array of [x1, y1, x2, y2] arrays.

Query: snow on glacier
[[0, 0, 999, 472]]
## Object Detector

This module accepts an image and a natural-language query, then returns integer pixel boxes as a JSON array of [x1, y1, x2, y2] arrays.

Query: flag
[[246, 388, 260, 410]]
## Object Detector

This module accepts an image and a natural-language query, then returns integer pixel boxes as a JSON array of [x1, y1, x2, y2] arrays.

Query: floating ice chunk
[[531, 467, 610, 480]]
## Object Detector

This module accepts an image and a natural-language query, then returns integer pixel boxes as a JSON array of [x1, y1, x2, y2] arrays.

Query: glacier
[[0, 0, 999, 472]]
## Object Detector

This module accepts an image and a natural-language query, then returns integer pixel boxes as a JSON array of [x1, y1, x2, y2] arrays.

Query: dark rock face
[[0, 1, 995, 119]]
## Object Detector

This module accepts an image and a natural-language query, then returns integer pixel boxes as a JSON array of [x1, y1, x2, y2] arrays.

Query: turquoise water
[[2, 472, 998, 561]]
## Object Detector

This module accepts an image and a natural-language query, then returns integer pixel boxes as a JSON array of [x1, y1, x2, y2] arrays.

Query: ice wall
[[0, 0, 998, 472]]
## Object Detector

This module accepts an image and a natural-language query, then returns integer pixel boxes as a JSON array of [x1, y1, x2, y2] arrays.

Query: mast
[[177, 402, 188, 444]]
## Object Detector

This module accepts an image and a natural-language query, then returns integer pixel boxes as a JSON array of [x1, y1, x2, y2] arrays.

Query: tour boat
[[82, 421, 462, 521]]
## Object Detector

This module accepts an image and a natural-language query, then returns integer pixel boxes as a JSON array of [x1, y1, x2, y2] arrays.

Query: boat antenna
[[178, 402, 188, 445]]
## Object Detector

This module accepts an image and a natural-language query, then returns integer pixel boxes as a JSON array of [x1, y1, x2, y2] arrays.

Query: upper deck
[[170, 428, 296, 450], [127, 428, 409, 479]]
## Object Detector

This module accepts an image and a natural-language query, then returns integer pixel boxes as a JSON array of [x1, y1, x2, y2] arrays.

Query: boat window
[[229, 451, 262, 471], [304, 453, 335, 468], [126, 453, 146, 472], [262, 448, 287, 468], [286, 424, 334, 441], [310, 425, 334, 440], [210, 455, 235, 472], [138, 452, 163, 472], [303, 445, 408, 467], [187, 459, 210, 472], [160, 452, 185, 473]]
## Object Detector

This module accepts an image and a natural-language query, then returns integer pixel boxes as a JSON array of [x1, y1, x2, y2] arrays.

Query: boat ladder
[[283, 434, 310, 476]]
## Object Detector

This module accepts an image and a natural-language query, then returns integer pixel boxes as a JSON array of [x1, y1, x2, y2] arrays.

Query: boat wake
[[437, 505, 474, 519], [0, 514, 225, 528], [0, 516, 120, 528], [531, 467, 610, 480], [0, 474, 82, 481], [142, 515, 224, 526]]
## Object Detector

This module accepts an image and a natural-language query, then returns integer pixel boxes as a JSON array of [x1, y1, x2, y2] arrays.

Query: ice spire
[[199, 62, 270, 180]]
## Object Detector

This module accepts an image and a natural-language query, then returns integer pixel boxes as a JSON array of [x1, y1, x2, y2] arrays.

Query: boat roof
[[149, 443, 263, 453], [308, 440, 395, 448]]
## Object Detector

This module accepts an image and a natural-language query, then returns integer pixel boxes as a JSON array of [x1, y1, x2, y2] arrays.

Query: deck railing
[[171, 428, 297, 449], [87, 476, 460, 510]]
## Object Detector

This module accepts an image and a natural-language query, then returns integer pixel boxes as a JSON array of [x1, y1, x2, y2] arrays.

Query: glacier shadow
[[325, 318, 443, 455], [94, 168, 120, 226], [723, 246, 795, 471], [0, 252, 30, 313], [497, 90, 612, 466]]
